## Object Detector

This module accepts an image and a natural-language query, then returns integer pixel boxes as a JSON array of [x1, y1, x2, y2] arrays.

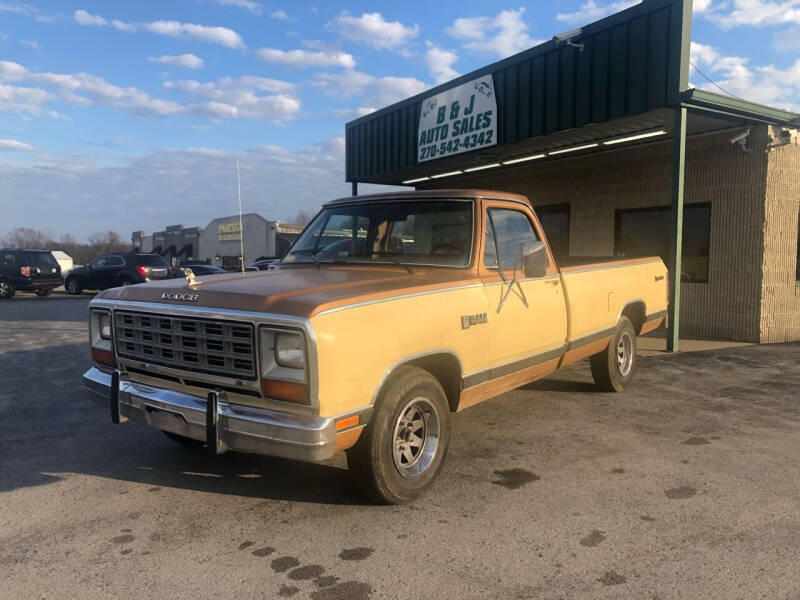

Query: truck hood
[[96, 265, 478, 318]]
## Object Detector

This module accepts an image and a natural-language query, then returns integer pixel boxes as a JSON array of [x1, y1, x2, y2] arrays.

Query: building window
[[614, 203, 711, 283], [536, 203, 570, 259]]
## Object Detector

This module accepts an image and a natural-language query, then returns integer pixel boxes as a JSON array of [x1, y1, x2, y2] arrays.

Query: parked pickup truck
[[83, 190, 667, 503]]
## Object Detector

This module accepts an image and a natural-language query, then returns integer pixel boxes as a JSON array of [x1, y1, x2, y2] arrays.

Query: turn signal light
[[137, 265, 148, 277], [20, 266, 30, 276], [260, 379, 308, 405], [335, 415, 360, 431], [91, 347, 116, 367]]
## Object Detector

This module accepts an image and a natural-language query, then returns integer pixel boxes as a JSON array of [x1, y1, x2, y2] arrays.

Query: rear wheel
[[66, 278, 81, 295], [347, 366, 451, 504], [0, 280, 14, 299], [590, 316, 637, 392], [162, 431, 205, 447], [119, 278, 133, 286], [35, 288, 52, 297]]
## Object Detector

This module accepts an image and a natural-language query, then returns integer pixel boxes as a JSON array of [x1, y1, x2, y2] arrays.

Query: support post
[[667, 106, 687, 352], [351, 181, 358, 196]]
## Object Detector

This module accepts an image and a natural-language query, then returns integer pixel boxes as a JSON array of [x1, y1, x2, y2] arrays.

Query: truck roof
[[325, 189, 530, 207]]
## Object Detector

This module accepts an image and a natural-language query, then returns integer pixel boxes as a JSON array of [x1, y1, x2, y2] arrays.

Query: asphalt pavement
[[2, 292, 800, 599]]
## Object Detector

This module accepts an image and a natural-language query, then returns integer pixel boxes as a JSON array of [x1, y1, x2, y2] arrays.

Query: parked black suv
[[0, 249, 63, 298], [65, 253, 171, 294]]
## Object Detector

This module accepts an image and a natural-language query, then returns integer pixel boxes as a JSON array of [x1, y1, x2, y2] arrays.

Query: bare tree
[[293, 209, 314, 225], [2, 227, 51, 249]]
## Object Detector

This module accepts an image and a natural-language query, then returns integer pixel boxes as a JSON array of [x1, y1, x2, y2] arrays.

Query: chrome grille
[[114, 310, 256, 380]]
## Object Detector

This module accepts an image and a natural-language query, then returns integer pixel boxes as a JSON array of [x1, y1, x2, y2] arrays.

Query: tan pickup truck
[[84, 190, 667, 503]]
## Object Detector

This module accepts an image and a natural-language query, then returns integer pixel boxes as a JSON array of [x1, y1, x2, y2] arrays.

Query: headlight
[[99, 313, 111, 340], [275, 332, 305, 369], [89, 309, 115, 366]]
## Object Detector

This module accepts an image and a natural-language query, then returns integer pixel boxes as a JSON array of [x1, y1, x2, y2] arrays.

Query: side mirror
[[521, 241, 548, 278]]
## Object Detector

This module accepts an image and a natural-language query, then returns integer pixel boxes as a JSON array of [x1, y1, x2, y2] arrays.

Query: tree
[[293, 209, 314, 225]]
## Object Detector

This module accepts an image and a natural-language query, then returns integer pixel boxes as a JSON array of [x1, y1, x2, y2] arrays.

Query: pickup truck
[[83, 190, 668, 503]]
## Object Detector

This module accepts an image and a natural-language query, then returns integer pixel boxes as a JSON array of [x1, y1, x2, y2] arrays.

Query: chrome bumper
[[83, 367, 338, 462]]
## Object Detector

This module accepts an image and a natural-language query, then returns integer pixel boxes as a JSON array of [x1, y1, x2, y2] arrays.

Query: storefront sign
[[218, 222, 241, 242], [417, 75, 497, 163]]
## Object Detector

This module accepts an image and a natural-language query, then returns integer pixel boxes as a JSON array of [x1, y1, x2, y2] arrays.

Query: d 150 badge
[[461, 313, 488, 329]]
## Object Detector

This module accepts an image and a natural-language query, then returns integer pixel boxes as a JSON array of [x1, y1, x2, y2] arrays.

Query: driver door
[[480, 203, 568, 373]]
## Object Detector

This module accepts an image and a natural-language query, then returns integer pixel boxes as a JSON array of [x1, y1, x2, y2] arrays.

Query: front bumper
[[83, 366, 339, 462]]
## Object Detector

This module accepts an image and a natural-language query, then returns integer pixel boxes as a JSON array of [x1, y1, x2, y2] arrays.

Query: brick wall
[[422, 127, 774, 342], [760, 134, 800, 342]]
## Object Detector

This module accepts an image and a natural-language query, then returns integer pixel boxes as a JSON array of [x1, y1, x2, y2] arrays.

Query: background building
[[344, 0, 800, 345], [133, 215, 303, 269]]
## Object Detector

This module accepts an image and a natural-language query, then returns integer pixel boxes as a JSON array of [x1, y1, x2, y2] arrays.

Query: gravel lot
[[2, 293, 800, 599]]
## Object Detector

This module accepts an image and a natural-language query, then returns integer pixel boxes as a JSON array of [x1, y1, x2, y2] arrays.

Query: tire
[[0, 280, 14, 299], [66, 278, 82, 295], [590, 316, 637, 392], [347, 366, 451, 504], [162, 431, 205, 447], [35, 288, 52, 297]]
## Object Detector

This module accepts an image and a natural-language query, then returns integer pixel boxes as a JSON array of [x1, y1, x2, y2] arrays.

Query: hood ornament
[[182, 267, 199, 286]]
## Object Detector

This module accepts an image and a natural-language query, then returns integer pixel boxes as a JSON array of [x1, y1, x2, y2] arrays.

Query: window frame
[[483, 206, 542, 274]]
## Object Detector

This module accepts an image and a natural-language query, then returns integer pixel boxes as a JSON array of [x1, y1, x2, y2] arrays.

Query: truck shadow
[[522, 378, 599, 393], [0, 341, 370, 505]]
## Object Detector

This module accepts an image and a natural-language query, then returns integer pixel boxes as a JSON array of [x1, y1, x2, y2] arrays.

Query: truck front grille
[[114, 310, 256, 380]]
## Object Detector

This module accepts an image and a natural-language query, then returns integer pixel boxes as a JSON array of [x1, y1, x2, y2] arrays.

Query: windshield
[[283, 200, 473, 268]]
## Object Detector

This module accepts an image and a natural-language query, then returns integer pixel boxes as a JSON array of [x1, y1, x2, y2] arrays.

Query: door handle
[[545, 279, 560, 286]]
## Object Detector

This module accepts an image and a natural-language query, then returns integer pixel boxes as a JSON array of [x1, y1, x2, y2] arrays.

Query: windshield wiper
[[287, 249, 324, 270], [381, 256, 413, 274]]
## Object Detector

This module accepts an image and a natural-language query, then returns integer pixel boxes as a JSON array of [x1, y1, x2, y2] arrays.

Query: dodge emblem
[[162, 292, 199, 301]]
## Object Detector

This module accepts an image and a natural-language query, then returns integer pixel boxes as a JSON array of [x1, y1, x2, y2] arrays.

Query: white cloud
[[270, 9, 288, 20], [694, 0, 713, 13], [0, 83, 48, 115], [74, 9, 106, 26], [19, 39, 39, 49], [773, 25, 800, 49], [255, 47, 355, 68], [209, 0, 262, 14], [0, 140, 398, 239], [149, 54, 205, 69], [332, 107, 377, 119], [555, 1, 640, 25], [447, 8, 543, 58], [163, 75, 300, 122], [0, 60, 28, 81], [0, 138, 33, 151], [425, 42, 459, 85], [690, 41, 800, 111], [705, 0, 800, 29], [326, 12, 418, 51], [313, 70, 427, 106], [0, 61, 300, 122], [145, 21, 245, 49], [73, 10, 246, 48]]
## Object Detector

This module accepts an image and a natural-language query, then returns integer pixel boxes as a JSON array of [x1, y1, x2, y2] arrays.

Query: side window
[[486, 208, 539, 271], [106, 256, 124, 267], [483, 221, 498, 268], [2, 253, 16, 268], [91, 257, 107, 268]]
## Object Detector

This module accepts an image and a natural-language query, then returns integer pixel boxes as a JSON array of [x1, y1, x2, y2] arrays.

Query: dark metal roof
[[681, 89, 800, 126], [346, 0, 693, 184]]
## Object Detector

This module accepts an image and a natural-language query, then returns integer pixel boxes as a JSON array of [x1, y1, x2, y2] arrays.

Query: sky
[[1, 0, 799, 241]]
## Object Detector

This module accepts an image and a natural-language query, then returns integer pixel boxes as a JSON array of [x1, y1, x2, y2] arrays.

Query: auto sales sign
[[417, 75, 497, 163]]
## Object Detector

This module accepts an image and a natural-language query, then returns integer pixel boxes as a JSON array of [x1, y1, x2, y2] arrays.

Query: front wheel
[[66, 278, 82, 295], [590, 316, 637, 392], [0, 280, 14, 299], [347, 366, 451, 504]]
